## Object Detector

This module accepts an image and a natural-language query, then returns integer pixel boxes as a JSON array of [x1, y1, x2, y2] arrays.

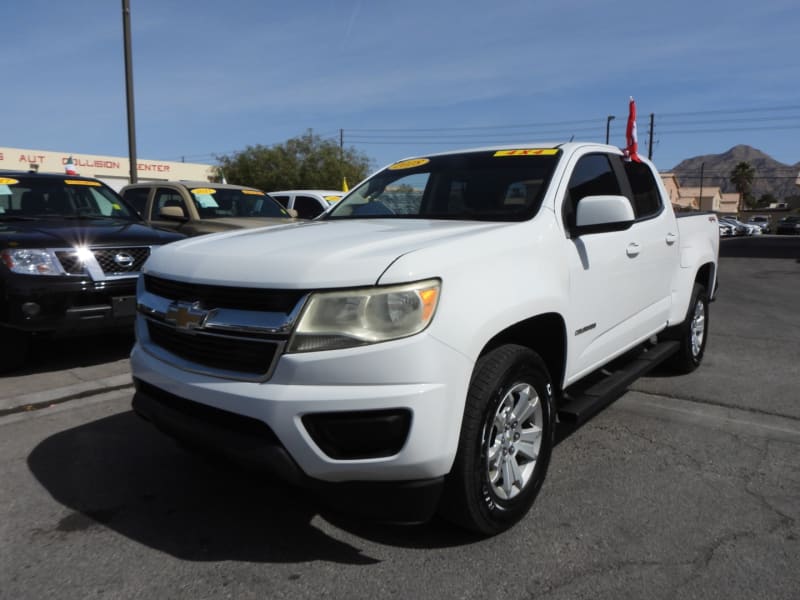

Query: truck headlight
[[1, 249, 63, 276], [288, 279, 441, 352]]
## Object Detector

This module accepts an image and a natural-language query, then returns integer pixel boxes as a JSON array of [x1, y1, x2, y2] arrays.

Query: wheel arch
[[695, 261, 717, 300], [478, 312, 567, 394]]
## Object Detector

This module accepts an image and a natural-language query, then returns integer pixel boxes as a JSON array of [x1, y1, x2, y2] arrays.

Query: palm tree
[[730, 161, 755, 212]]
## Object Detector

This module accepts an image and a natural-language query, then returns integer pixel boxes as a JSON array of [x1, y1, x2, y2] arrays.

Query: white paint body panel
[[132, 143, 719, 483]]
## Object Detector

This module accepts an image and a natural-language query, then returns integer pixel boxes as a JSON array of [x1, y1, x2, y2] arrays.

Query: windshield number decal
[[494, 149, 558, 157], [65, 179, 101, 186], [389, 158, 430, 170]]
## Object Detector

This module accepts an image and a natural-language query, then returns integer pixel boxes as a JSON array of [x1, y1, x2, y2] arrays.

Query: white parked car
[[268, 189, 345, 219], [746, 215, 771, 233], [721, 217, 758, 236]]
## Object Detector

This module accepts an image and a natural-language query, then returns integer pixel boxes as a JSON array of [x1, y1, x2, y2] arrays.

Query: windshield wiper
[[59, 214, 132, 220], [0, 215, 40, 221]]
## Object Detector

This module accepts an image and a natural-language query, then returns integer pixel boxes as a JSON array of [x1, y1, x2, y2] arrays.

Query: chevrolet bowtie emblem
[[165, 301, 208, 331]]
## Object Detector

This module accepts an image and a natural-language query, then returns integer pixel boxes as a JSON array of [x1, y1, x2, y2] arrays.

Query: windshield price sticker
[[190, 188, 216, 195], [389, 158, 430, 170], [494, 149, 559, 157], [65, 179, 102, 186], [324, 195, 342, 202], [0, 178, 19, 186], [242, 189, 265, 196]]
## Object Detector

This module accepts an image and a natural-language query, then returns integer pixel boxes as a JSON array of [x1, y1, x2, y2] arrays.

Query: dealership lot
[[1, 235, 798, 599]]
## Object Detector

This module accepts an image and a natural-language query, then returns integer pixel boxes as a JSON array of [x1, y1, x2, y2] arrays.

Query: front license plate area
[[112, 295, 137, 317]]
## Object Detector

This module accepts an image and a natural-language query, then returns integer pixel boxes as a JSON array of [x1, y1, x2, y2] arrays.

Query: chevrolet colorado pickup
[[0, 171, 184, 371], [130, 143, 719, 535]]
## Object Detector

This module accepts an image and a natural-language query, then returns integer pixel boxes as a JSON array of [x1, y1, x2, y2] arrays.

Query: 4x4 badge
[[165, 301, 208, 331]]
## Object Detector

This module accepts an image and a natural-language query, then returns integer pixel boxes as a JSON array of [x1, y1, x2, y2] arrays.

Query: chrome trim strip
[[137, 289, 308, 335]]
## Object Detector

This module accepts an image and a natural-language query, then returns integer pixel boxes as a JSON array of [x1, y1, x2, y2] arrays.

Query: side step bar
[[557, 340, 679, 427]]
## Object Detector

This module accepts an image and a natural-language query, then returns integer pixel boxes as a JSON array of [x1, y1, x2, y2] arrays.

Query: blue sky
[[3, 0, 799, 174]]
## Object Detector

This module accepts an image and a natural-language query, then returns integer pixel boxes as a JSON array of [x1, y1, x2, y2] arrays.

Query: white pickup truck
[[131, 143, 719, 535]]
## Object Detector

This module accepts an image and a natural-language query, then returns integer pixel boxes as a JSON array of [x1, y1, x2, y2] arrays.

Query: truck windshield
[[0, 176, 138, 220], [326, 150, 561, 221], [188, 188, 291, 219]]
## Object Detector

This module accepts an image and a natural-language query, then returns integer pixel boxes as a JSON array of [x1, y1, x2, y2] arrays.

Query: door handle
[[665, 232, 678, 245], [626, 242, 640, 257]]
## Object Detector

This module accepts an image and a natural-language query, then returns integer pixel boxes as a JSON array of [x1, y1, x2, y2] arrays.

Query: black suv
[[0, 171, 184, 371]]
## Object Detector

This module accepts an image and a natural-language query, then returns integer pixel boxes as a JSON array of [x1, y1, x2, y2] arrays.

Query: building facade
[[0, 146, 216, 191]]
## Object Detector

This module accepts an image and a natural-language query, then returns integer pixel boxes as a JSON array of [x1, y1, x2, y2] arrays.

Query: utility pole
[[648, 113, 654, 160], [339, 129, 347, 192], [122, 0, 138, 183], [605, 115, 615, 144]]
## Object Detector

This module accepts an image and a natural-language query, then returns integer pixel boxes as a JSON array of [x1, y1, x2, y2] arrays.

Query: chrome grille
[[147, 320, 281, 376], [55, 246, 151, 275]]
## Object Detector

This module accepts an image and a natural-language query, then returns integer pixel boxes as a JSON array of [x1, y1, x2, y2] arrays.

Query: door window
[[152, 188, 185, 219], [563, 154, 624, 230], [121, 187, 149, 216], [293, 195, 323, 219], [622, 161, 663, 219]]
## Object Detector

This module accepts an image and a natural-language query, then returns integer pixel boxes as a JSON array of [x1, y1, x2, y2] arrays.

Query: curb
[[0, 373, 134, 416]]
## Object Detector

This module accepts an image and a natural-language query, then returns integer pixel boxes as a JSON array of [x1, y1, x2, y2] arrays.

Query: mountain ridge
[[668, 145, 800, 201]]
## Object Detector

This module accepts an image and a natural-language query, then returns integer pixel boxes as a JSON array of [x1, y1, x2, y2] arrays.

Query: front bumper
[[130, 327, 473, 484], [1, 273, 138, 336], [131, 378, 444, 523]]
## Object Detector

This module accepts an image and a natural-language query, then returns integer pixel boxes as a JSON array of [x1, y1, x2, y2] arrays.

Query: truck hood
[[144, 219, 503, 288], [0, 217, 184, 248]]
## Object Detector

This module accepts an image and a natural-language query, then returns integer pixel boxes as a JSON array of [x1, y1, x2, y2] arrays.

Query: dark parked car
[[0, 170, 184, 371], [775, 215, 800, 235]]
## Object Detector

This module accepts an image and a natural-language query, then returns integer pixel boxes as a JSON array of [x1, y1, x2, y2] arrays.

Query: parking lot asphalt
[[0, 334, 133, 415]]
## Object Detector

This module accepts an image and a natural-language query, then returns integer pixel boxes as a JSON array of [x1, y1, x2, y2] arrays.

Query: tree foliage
[[729, 161, 755, 209], [215, 131, 371, 192]]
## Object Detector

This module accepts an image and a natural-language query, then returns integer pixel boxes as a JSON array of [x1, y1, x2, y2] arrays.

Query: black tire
[[0, 327, 30, 373], [439, 345, 555, 536], [664, 283, 709, 374]]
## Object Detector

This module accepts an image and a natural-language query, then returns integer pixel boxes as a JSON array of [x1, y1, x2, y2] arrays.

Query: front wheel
[[664, 283, 709, 374], [439, 345, 555, 536]]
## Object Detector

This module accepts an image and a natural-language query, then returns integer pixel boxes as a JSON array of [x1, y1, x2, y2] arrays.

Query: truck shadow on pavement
[[11, 333, 135, 376], [27, 410, 480, 562]]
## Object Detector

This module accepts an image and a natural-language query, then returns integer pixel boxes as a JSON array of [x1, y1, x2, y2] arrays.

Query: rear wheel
[[665, 283, 708, 374], [439, 345, 555, 536]]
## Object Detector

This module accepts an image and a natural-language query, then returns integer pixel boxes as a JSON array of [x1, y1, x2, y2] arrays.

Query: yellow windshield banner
[[241, 189, 265, 196], [190, 188, 217, 195], [0, 177, 19, 185], [493, 149, 559, 157], [389, 158, 430, 170], [65, 179, 101, 186]]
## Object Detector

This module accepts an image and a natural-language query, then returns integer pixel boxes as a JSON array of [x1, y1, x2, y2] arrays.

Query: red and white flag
[[64, 156, 78, 175], [625, 97, 641, 162]]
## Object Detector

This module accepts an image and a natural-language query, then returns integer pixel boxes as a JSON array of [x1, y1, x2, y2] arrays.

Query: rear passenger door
[[560, 152, 674, 383]]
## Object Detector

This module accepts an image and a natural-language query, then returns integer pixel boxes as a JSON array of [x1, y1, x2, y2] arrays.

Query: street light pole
[[122, 0, 138, 184], [605, 115, 615, 144]]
